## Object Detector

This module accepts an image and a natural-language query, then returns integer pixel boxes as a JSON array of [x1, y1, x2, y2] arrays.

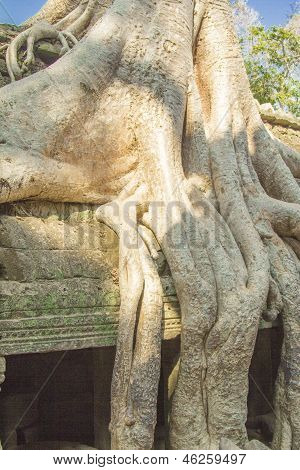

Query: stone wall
[[260, 103, 300, 152], [0, 202, 180, 356]]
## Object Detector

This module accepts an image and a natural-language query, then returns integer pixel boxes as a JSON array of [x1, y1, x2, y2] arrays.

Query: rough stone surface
[[259, 104, 300, 153], [0, 200, 280, 356], [264, 122, 300, 153], [245, 439, 269, 450], [0, 202, 180, 355], [219, 438, 241, 450]]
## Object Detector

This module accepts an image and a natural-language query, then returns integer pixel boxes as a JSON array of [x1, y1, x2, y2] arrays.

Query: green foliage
[[242, 26, 300, 116]]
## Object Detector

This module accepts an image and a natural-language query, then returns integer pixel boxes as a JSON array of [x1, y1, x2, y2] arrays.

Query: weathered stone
[[264, 122, 300, 153], [0, 24, 20, 33], [0, 24, 20, 44], [0, 75, 9, 88], [0, 201, 279, 356], [260, 103, 275, 115], [260, 104, 300, 132], [219, 438, 241, 450], [0, 201, 182, 355], [0, 59, 7, 76], [35, 42, 61, 64], [245, 439, 269, 450]]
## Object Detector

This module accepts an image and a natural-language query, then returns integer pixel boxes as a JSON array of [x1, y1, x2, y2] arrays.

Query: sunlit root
[[263, 234, 300, 449], [96, 199, 163, 449], [263, 277, 282, 322], [255, 196, 300, 241], [6, 0, 99, 82], [284, 237, 300, 259], [248, 126, 300, 204], [64, 0, 99, 36], [6, 21, 78, 81]]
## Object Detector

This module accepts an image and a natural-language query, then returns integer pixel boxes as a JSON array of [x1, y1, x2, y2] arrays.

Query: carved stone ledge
[[0, 201, 281, 356], [259, 103, 300, 131]]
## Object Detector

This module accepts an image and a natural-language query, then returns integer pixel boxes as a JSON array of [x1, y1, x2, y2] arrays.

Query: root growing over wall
[[0, 0, 299, 450]]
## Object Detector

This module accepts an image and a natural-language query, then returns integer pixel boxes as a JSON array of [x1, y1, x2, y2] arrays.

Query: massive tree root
[[96, 196, 163, 449], [0, 0, 299, 450]]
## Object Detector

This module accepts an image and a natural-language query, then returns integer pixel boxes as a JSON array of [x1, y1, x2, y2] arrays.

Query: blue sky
[[0, 0, 295, 26], [249, 0, 294, 26]]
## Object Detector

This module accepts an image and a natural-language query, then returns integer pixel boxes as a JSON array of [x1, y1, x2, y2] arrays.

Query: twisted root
[[6, 0, 99, 81], [96, 195, 163, 449], [6, 21, 77, 82]]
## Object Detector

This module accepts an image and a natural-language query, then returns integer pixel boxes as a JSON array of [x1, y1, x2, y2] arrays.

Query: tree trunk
[[22, 0, 82, 27], [1, 0, 299, 449]]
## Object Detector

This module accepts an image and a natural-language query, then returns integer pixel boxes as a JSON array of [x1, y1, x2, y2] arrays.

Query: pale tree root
[[264, 234, 300, 449], [202, 146, 269, 449], [235, 123, 300, 449], [233, 122, 300, 448], [180, 102, 269, 450], [157, 211, 217, 450], [194, 0, 300, 450], [210, 122, 300, 450], [95, 173, 260, 450], [6, 22, 77, 81], [263, 277, 282, 322], [139, 169, 269, 450], [284, 237, 300, 259], [96, 194, 163, 450], [239, 122, 300, 449], [6, 0, 99, 82], [240, 140, 300, 449], [248, 123, 300, 205], [2, 2, 272, 452]]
